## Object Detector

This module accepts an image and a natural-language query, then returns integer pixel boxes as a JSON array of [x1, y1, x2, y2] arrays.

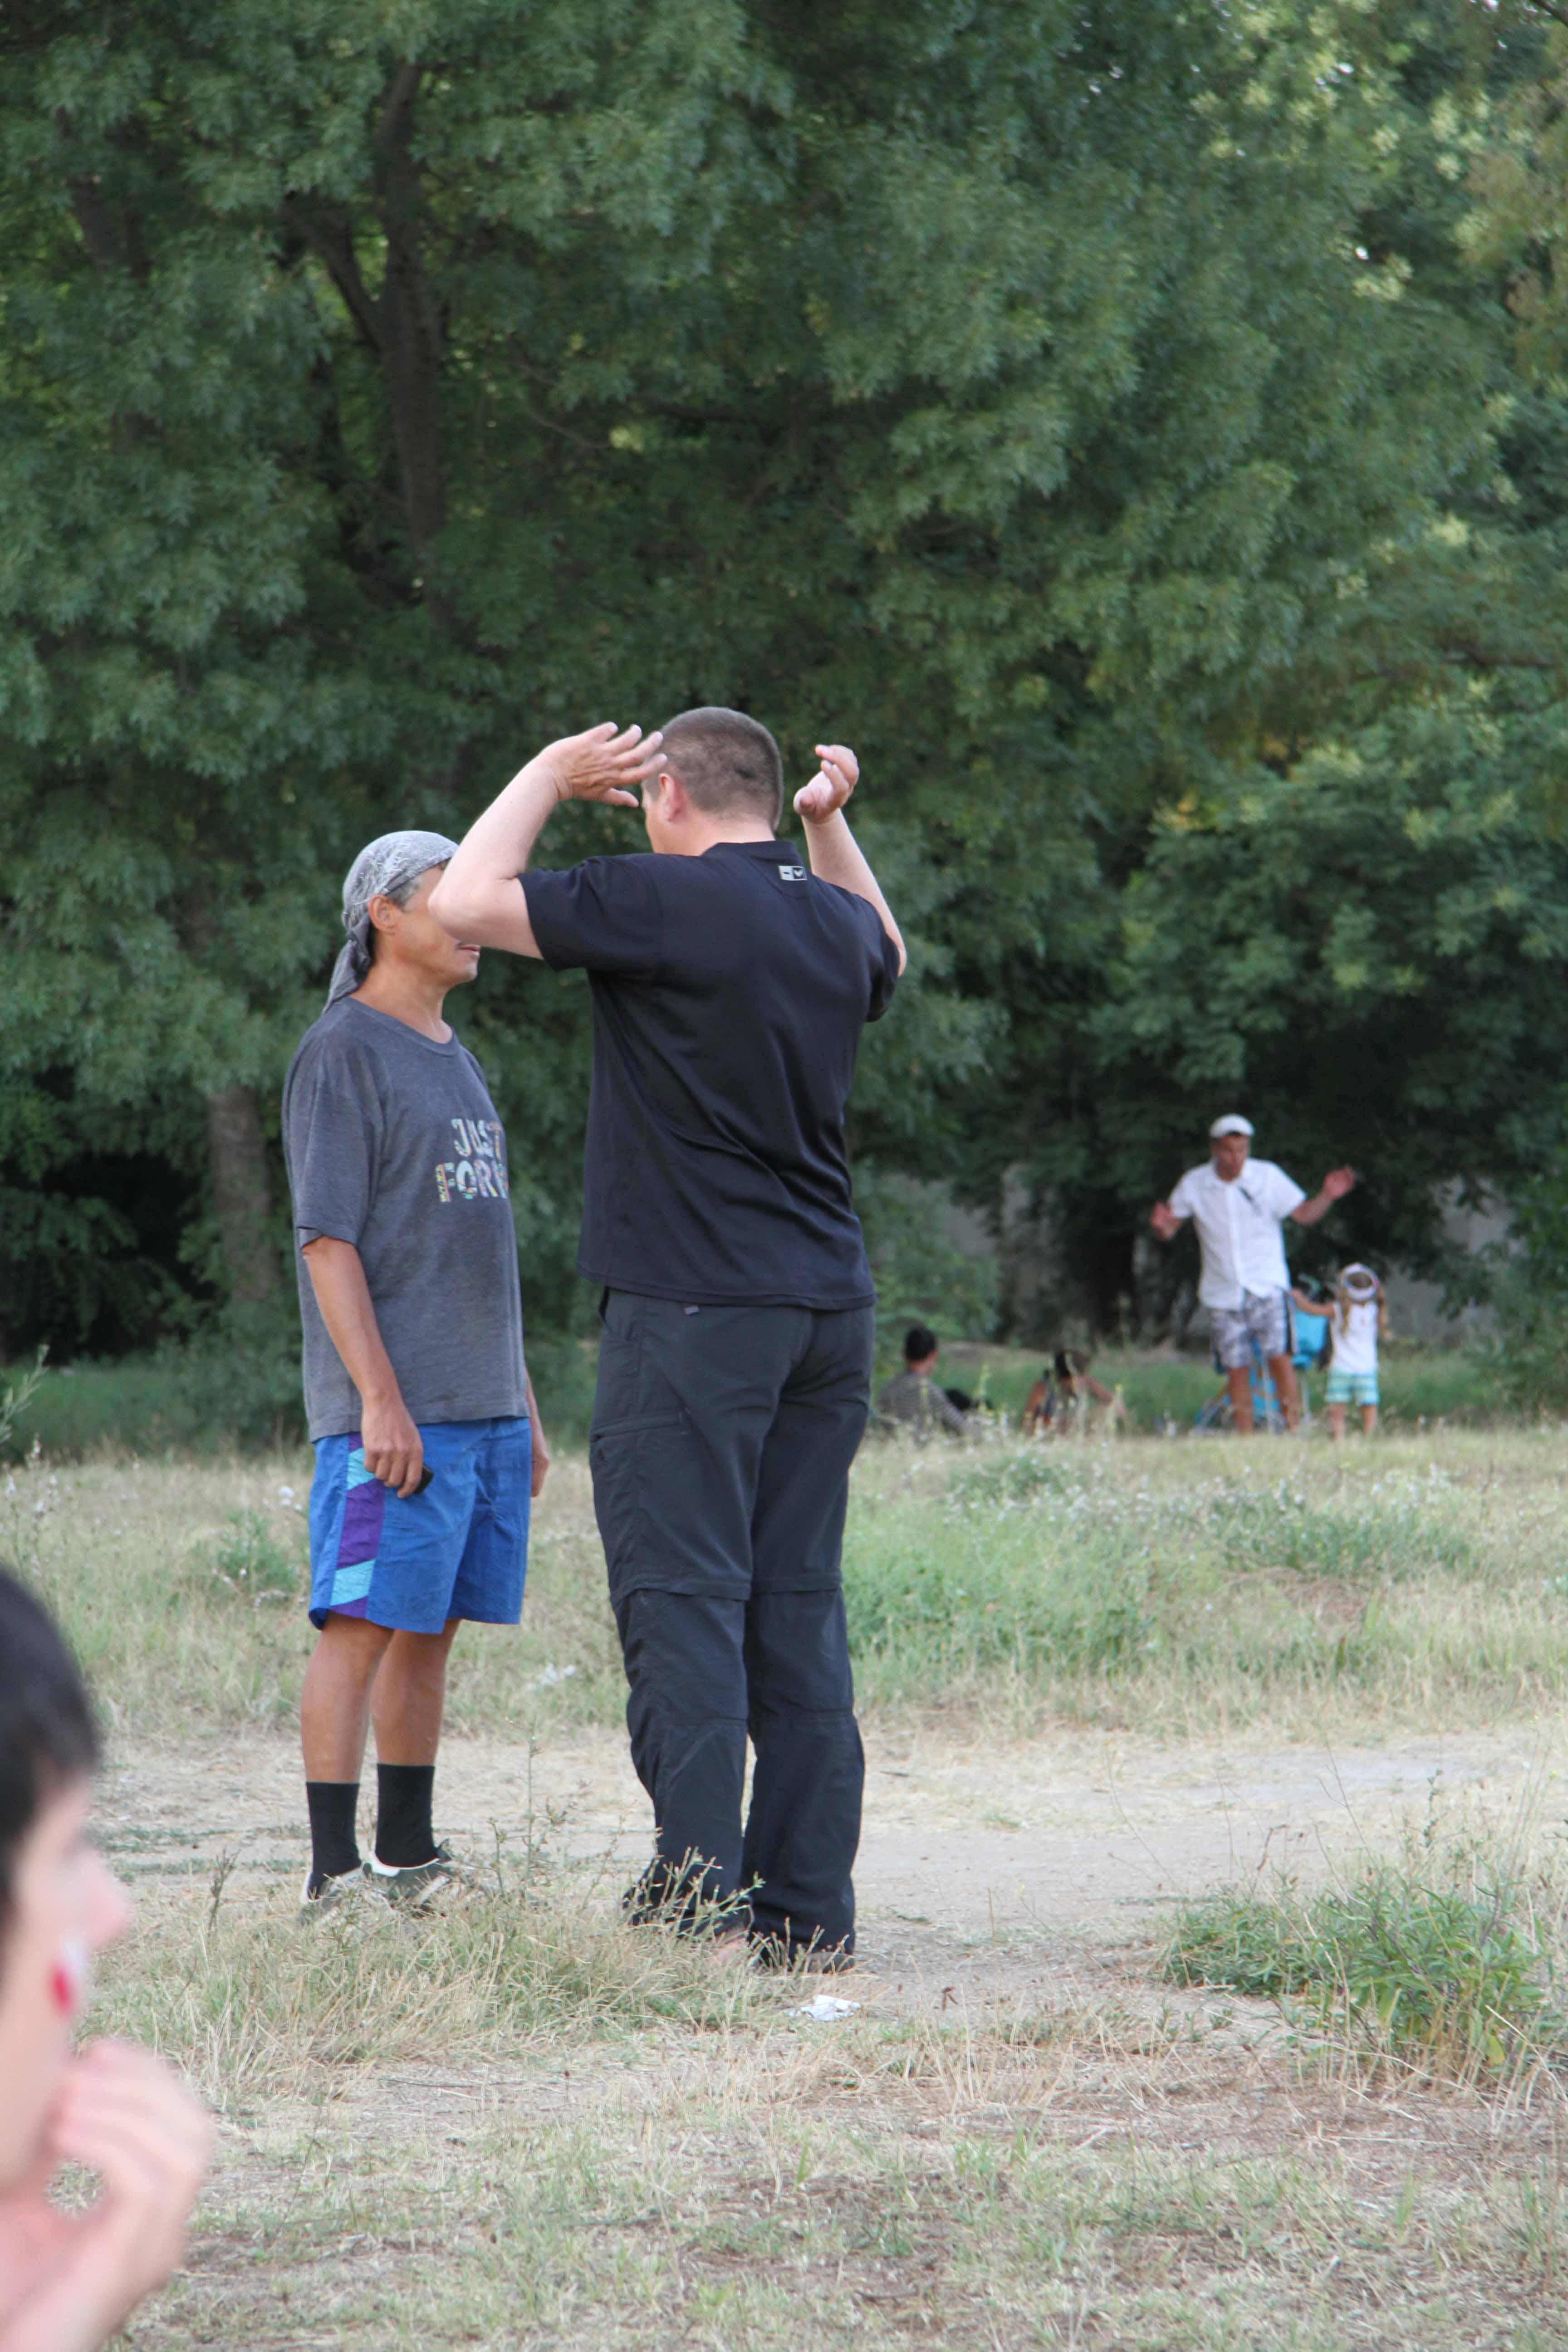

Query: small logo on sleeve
[[778, 864, 807, 881]]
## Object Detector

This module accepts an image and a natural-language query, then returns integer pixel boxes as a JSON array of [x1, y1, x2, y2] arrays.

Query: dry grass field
[[12, 1420, 1568, 2349]]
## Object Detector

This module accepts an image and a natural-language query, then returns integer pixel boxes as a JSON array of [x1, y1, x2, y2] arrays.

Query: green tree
[[0, 0, 1545, 1357]]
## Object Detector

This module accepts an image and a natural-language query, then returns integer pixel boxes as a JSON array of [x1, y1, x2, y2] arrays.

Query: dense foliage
[[3, 0, 1568, 1356]]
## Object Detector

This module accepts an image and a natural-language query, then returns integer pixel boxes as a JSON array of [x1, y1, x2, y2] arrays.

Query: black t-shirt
[[522, 840, 901, 1307]]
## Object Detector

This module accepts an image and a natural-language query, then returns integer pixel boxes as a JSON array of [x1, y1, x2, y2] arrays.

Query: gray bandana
[[326, 829, 461, 1008]]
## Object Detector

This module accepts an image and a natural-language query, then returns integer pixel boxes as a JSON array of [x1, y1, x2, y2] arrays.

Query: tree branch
[[284, 198, 384, 356], [370, 62, 452, 605]]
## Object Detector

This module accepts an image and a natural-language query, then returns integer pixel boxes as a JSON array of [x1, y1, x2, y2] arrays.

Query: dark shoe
[[622, 1859, 751, 1941], [751, 1933, 855, 1975]]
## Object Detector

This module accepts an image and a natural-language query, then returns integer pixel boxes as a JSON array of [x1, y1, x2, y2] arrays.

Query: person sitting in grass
[[284, 831, 550, 1918], [0, 1569, 210, 2352], [1290, 1264, 1387, 1438], [1149, 1114, 1355, 1434], [1022, 1348, 1122, 1435], [876, 1325, 969, 1439]]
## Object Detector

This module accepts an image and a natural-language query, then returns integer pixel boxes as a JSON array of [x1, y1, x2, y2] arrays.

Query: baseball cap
[[1208, 1114, 1254, 1140]]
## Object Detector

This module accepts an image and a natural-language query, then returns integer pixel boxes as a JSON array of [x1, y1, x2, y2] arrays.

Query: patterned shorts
[[307, 1415, 530, 1633], [1324, 1369, 1379, 1408], [1210, 1291, 1290, 1371]]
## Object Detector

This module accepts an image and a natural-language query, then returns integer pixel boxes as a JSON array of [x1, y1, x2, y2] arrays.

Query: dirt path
[[100, 1717, 1553, 2001]]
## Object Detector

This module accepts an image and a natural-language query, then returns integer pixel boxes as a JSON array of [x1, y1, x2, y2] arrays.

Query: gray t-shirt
[[282, 1000, 528, 1441]]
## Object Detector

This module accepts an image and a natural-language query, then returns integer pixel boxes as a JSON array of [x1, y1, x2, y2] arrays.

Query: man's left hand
[[1320, 1166, 1356, 1202], [794, 744, 859, 824], [539, 724, 665, 808]]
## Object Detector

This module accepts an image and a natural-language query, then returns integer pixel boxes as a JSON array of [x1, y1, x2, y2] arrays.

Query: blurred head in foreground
[[0, 1567, 211, 2348], [0, 1567, 129, 2187]]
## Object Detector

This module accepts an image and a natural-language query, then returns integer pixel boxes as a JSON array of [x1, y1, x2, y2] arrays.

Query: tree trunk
[[206, 1086, 281, 1303], [288, 64, 457, 632]]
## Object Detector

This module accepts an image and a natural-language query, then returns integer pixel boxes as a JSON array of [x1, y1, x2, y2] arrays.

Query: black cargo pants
[[590, 1289, 873, 1960]]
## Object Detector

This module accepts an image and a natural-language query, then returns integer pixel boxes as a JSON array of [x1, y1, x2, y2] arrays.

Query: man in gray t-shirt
[[282, 831, 546, 1916]]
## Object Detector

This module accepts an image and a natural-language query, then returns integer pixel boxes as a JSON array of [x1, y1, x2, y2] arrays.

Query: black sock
[[376, 1763, 436, 1867], [305, 1781, 362, 1880]]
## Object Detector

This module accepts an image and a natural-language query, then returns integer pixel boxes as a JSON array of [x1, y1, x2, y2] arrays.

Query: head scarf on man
[[326, 829, 461, 1009]]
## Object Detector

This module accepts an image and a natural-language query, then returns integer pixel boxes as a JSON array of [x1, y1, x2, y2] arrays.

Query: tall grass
[[843, 1436, 1568, 1728], [14, 1427, 1568, 1743]]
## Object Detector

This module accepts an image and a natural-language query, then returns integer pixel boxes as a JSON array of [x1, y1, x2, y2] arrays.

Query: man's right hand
[[1149, 1201, 1181, 1242], [361, 1391, 423, 1497], [539, 723, 665, 808]]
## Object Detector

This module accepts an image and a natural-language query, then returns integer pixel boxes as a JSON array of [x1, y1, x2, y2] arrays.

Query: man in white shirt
[[1149, 1116, 1355, 1431]]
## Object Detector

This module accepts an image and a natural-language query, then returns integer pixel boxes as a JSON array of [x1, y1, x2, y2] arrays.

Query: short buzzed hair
[[658, 707, 784, 829]]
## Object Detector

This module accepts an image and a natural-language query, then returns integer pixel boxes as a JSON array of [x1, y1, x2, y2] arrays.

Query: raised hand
[[1149, 1201, 1181, 1242], [0, 2042, 210, 2352], [794, 743, 859, 825], [1320, 1166, 1356, 1202], [539, 724, 664, 808]]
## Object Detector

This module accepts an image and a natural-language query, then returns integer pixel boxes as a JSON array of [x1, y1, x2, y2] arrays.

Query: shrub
[[208, 1509, 301, 1602]]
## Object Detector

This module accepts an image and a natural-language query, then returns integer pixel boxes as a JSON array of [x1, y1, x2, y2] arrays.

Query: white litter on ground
[[530, 1663, 578, 1690], [794, 1994, 860, 2022]]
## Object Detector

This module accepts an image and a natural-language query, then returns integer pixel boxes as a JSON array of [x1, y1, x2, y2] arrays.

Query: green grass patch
[[842, 1441, 1557, 1725], [14, 1431, 1568, 1742], [956, 1343, 1504, 1433], [1167, 1828, 1568, 2082]]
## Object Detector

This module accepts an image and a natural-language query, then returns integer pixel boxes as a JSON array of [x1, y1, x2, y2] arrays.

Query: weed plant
[[1167, 1805, 1568, 2084], [208, 1508, 302, 1602]]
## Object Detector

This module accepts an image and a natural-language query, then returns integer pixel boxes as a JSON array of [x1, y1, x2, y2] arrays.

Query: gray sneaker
[[298, 1864, 363, 1922], [363, 1842, 458, 1907]]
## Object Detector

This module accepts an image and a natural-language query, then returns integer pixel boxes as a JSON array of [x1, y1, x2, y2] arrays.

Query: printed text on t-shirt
[[434, 1116, 510, 1205]]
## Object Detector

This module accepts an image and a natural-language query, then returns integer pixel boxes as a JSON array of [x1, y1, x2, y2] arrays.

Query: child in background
[[1290, 1264, 1387, 1438], [0, 1568, 210, 2352], [1023, 1349, 1124, 1436]]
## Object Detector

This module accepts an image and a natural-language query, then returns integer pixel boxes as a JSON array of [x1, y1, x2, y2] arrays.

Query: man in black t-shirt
[[431, 711, 905, 1965]]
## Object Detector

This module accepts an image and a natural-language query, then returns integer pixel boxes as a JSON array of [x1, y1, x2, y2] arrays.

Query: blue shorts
[[308, 1416, 531, 1633], [1325, 1370, 1379, 1408]]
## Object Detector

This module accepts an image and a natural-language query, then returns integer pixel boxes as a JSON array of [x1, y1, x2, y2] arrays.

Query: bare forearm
[[428, 760, 558, 953], [302, 1240, 403, 1408], [800, 811, 906, 971], [1291, 1193, 1335, 1228]]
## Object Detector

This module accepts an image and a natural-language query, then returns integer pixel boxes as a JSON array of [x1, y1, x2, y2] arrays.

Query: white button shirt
[[1167, 1158, 1306, 1310]]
